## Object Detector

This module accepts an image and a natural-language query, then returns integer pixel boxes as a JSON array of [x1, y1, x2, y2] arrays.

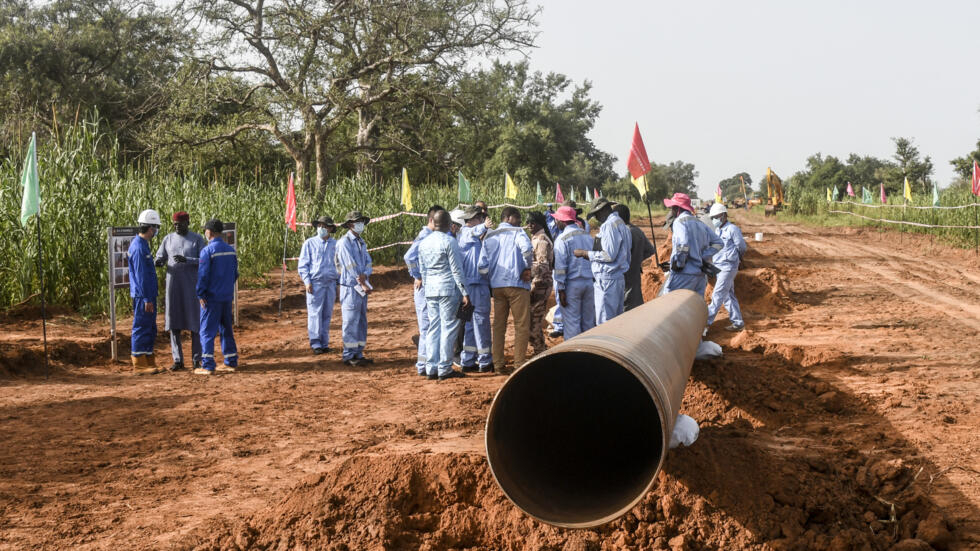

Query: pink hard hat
[[663, 192, 695, 214], [554, 206, 579, 223]]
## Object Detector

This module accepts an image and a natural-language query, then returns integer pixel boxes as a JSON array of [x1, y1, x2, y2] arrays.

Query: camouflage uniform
[[529, 229, 554, 355]]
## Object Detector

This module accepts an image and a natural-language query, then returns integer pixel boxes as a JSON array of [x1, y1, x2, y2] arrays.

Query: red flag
[[627, 123, 651, 179], [594, 188, 600, 199], [284, 172, 297, 231], [972, 160, 980, 197], [555, 182, 565, 204], [846, 182, 855, 197]]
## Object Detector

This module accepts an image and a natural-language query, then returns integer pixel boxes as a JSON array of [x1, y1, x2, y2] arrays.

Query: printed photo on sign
[[114, 268, 129, 286], [113, 252, 128, 269]]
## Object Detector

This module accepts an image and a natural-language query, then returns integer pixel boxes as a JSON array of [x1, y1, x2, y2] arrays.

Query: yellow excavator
[[765, 167, 784, 216]]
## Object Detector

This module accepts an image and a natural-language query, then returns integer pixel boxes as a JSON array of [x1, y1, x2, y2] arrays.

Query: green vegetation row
[[1, 121, 645, 316], [782, 186, 980, 248]]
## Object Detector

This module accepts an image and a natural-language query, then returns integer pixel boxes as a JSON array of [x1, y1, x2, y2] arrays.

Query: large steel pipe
[[485, 290, 707, 528]]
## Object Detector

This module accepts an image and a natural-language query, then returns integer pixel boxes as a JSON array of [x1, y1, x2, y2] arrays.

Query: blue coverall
[[196, 237, 239, 370], [418, 231, 469, 377], [553, 224, 596, 339], [336, 231, 373, 362], [544, 213, 589, 334], [457, 223, 492, 368], [588, 212, 632, 325], [663, 211, 723, 297], [707, 221, 747, 327], [298, 235, 339, 350], [404, 226, 433, 373], [128, 235, 158, 357]]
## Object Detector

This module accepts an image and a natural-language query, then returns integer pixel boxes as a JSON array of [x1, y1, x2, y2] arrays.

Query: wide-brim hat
[[526, 211, 548, 228], [313, 215, 336, 228], [561, 199, 583, 214], [343, 211, 370, 225], [587, 197, 614, 219], [449, 209, 466, 226], [461, 205, 483, 221], [663, 192, 695, 214], [554, 206, 578, 223]]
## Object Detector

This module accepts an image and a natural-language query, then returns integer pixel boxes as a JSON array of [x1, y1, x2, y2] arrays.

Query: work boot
[[193, 367, 214, 375], [131, 355, 158, 375], [438, 370, 466, 381], [460, 364, 479, 373], [169, 361, 185, 372], [478, 365, 494, 373], [217, 365, 236, 373], [724, 323, 744, 332]]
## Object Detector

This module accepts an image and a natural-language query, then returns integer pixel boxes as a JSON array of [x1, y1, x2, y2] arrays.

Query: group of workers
[[127, 209, 238, 375], [126, 190, 747, 378]]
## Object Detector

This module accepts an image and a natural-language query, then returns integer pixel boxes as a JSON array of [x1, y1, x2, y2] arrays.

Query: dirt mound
[[641, 265, 794, 315], [0, 339, 104, 377]]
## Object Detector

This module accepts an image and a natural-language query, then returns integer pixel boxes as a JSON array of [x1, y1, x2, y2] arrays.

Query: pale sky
[[525, 0, 980, 199]]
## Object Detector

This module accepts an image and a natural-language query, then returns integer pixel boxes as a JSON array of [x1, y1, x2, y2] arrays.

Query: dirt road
[[0, 214, 977, 550]]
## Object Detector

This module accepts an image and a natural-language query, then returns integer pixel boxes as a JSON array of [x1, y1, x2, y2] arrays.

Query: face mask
[[317, 227, 329, 238], [353, 222, 366, 234], [712, 218, 722, 228]]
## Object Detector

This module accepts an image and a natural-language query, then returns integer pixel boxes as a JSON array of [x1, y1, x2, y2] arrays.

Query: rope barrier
[[832, 200, 980, 211], [828, 209, 980, 230]]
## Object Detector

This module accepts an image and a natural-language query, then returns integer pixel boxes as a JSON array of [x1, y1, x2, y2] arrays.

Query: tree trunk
[[315, 132, 329, 199], [294, 154, 310, 193]]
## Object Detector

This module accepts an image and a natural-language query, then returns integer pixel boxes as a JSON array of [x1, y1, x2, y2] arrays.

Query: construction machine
[[765, 167, 784, 217]]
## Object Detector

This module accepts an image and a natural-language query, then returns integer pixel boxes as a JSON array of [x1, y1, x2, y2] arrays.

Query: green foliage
[[717, 172, 752, 201], [950, 139, 980, 179]]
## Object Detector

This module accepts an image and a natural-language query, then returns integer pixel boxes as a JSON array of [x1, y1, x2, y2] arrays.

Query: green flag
[[932, 182, 940, 207], [832, 185, 839, 201], [535, 181, 543, 204], [570, 186, 576, 202], [20, 132, 39, 227], [862, 186, 872, 204], [458, 171, 471, 203]]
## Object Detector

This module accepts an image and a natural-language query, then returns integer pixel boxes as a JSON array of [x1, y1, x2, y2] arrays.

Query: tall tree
[[717, 172, 752, 201], [889, 137, 933, 194], [175, 0, 537, 194]]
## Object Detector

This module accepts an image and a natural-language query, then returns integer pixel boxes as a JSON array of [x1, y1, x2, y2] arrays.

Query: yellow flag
[[401, 167, 413, 211], [631, 173, 647, 197], [505, 172, 518, 200], [903, 176, 912, 201], [826, 187, 831, 201]]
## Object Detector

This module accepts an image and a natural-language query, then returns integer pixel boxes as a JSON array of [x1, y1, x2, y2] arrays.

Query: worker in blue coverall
[[552, 205, 596, 340], [706, 203, 747, 333], [662, 192, 723, 297], [574, 197, 631, 325], [336, 210, 374, 367], [194, 218, 239, 375], [404, 205, 444, 374], [298, 215, 339, 355], [457, 205, 493, 372], [544, 199, 590, 337], [129, 208, 162, 375], [418, 210, 471, 380]]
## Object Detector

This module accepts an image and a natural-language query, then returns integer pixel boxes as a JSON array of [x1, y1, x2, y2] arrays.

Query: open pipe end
[[485, 350, 665, 528]]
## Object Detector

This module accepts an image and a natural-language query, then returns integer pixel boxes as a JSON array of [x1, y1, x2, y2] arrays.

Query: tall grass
[[1, 119, 596, 316]]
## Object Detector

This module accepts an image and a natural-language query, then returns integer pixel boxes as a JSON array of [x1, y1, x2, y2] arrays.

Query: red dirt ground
[[0, 213, 977, 550]]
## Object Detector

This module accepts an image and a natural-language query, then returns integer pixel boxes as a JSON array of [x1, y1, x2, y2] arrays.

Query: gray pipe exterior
[[484, 289, 707, 528]]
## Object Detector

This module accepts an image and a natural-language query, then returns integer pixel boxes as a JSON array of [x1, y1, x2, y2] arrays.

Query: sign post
[[107, 227, 138, 361], [223, 222, 239, 326]]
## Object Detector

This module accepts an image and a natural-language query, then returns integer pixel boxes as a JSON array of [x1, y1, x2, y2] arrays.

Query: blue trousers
[[340, 285, 368, 361], [551, 280, 564, 332], [594, 277, 625, 325], [200, 300, 237, 369], [664, 272, 707, 298], [561, 278, 595, 340], [461, 283, 492, 367], [414, 286, 429, 372], [425, 294, 462, 377], [707, 267, 743, 326], [131, 297, 156, 356], [306, 279, 337, 349]]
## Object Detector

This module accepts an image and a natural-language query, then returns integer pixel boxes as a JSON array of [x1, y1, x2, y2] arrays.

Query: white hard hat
[[709, 203, 728, 217], [449, 208, 466, 226], [137, 209, 162, 226]]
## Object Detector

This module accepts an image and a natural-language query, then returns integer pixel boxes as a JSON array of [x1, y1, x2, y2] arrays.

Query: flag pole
[[278, 228, 288, 315], [35, 214, 50, 378], [974, 202, 978, 256], [644, 198, 660, 264]]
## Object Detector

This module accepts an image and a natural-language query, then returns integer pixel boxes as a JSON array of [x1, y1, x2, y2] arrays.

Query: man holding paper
[[336, 211, 374, 366]]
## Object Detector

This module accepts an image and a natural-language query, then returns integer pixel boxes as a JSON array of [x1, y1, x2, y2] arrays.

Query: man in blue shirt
[[457, 206, 492, 372], [129, 209, 162, 375], [662, 193, 723, 297], [298, 215, 339, 355], [195, 218, 239, 375], [574, 197, 631, 325], [479, 207, 533, 373], [418, 210, 471, 380], [336, 210, 374, 366], [707, 203, 748, 333], [544, 199, 590, 337], [552, 206, 595, 340], [404, 205, 444, 374]]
